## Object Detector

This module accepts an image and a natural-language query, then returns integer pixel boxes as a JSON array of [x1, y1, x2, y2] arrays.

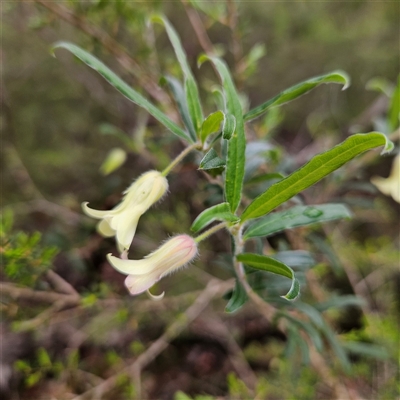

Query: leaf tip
[[342, 77, 351, 91], [197, 54, 209, 69]]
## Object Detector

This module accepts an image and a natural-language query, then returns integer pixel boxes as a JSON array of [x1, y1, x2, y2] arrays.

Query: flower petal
[[82, 202, 112, 219], [97, 218, 115, 237], [107, 254, 156, 275], [112, 211, 141, 251], [125, 273, 160, 295]]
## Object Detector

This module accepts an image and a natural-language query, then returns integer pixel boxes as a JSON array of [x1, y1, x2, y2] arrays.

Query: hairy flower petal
[[107, 235, 198, 296], [82, 170, 168, 250]]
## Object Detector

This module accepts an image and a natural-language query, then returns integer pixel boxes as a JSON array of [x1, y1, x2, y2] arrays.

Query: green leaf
[[241, 132, 393, 221], [37, 348, 52, 368], [315, 295, 365, 312], [222, 113, 236, 140], [320, 321, 351, 372], [342, 341, 388, 360], [225, 280, 248, 313], [237, 253, 300, 300], [282, 313, 323, 352], [52, 42, 191, 142], [191, 202, 240, 232], [162, 76, 197, 141], [243, 203, 352, 240], [272, 251, 316, 270], [365, 77, 393, 97], [245, 172, 285, 185], [200, 111, 224, 143], [99, 147, 127, 175], [152, 16, 203, 133], [98, 123, 136, 151], [244, 70, 350, 121], [199, 148, 225, 171], [388, 73, 400, 132], [199, 55, 246, 213]]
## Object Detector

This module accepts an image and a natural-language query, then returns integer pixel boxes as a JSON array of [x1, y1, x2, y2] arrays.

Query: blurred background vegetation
[[1, 1, 399, 399]]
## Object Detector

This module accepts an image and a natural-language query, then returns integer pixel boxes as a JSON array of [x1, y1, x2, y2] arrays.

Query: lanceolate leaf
[[237, 253, 300, 300], [152, 16, 203, 133], [244, 204, 352, 240], [200, 111, 225, 143], [163, 76, 197, 141], [244, 70, 350, 122], [282, 313, 324, 352], [241, 132, 393, 222], [225, 280, 248, 313], [53, 42, 191, 142], [199, 55, 246, 213], [191, 202, 239, 232], [199, 148, 225, 171]]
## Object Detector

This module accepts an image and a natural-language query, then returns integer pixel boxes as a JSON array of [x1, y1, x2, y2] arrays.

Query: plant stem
[[161, 142, 200, 176], [194, 222, 227, 243]]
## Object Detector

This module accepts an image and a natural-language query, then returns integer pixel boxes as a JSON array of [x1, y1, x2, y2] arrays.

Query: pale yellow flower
[[107, 235, 198, 297], [371, 154, 400, 203], [83, 170, 168, 251]]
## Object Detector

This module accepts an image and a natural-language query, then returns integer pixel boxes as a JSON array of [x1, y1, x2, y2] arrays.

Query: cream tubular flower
[[371, 154, 400, 203], [82, 170, 168, 251], [107, 235, 198, 297]]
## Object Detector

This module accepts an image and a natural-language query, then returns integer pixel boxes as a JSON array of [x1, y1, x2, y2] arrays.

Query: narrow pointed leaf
[[200, 111, 225, 143], [53, 42, 191, 142], [191, 202, 239, 232], [222, 113, 236, 140], [162, 76, 196, 141], [152, 16, 203, 132], [283, 313, 323, 352], [320, 320, 351, 372], [199, 148, 225, 171], [237, 253, 300, 300], [199, 55, 246, 213], [225, 280, 248, 313], [244, 71, 350, 122], [244, 204, 352, 240], [241, 132, 393, 222]]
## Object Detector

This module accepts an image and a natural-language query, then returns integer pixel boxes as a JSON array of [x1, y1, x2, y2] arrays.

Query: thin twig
[[46, 270, 79, 296], [181, 0, 215, 55], [0, 282, 80, 307]]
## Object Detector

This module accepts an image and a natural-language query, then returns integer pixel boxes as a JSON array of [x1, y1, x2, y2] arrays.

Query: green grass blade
[[244, 204, 352, 240], [244, 70, 350, 122], [199, 55, 246, 213], [241, 132, 393, 221], [53, 42, 191, 142], [152, 16, 203, 133], [237, 253, 300, 300]]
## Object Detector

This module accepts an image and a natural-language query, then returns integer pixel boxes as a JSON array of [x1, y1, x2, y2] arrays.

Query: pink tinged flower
[[82, 170, 168, 251], [371, 154, 400, 203], [107, 235, 198, 297]]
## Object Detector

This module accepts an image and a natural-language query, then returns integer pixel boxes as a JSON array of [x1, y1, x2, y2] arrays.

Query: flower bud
[[107, 235, 198, 296], [83, 170, 168, 251]]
